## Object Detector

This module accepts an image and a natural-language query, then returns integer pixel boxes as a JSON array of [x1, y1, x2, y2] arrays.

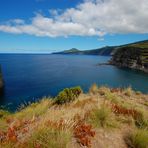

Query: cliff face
[[110, 46, 148, 73]]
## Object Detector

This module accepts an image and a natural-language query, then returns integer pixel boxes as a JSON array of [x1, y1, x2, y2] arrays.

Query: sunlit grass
[[87, 104, 117, 128], [126, 129, 148, 148], [14, 98, 53, 120], [0, 85, 147, 148], [27, 126, 72, 148]]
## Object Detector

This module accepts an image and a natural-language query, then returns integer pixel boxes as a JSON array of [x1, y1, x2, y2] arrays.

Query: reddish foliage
[[7, 127, 17, 142], [6, 118, 13, 124], [111, 104, 142, 120], [74, 123, 95, 148], [0, 130, 6, 142], [34, 142, 41, 148], [0, 127, 18, 143], [22, 127, 29, 134], [46, 118, 66, 130]]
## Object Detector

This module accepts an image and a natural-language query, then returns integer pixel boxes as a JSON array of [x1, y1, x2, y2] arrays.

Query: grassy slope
[[0, 86, 148, 148]]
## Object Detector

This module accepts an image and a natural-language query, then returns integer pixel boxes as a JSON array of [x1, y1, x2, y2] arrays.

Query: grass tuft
[[14, 98, 52, 120], [124, 87, 133, 97], [88, 105, 116, 128], [27, 126, 72, 148], [126, 129, 148, 148], [89, 83, 98, 95]]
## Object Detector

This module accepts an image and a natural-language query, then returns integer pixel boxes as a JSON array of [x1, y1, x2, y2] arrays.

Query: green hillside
[[52, 40, 148, 57]]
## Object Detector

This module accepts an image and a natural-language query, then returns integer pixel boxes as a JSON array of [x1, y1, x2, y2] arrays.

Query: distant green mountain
[[53, 40, 148, 56], [53, 40, 148, 73], [52, 46, 117, 56]]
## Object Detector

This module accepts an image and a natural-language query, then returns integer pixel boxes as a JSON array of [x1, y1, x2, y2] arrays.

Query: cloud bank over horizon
[[0, 0, 148, 38]]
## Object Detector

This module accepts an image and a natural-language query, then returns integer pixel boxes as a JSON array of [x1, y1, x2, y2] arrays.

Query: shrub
[[55, 86, 82, 105], [126, 129, 148, 148]]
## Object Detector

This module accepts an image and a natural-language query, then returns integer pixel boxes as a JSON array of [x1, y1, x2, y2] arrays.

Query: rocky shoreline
[[109, 46, 148, 74], [109, 61, 148, 73]]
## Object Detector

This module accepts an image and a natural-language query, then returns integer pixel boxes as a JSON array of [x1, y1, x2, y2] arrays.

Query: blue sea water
[[0, 54, 148, 111]]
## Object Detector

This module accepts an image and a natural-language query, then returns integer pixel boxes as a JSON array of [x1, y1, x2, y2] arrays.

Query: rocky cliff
[[110, 45, 148, 73]]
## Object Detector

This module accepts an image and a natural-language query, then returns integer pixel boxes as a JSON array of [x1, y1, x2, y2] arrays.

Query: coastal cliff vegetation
[[0, 85, 148, 148], [110, 40, 148, 73]]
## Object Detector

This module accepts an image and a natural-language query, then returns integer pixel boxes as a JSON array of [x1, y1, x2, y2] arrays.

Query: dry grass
[[0, 85, 148, 148]]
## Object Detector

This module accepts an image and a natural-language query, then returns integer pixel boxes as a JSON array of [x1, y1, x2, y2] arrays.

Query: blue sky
[[0, 0, 148, 53]]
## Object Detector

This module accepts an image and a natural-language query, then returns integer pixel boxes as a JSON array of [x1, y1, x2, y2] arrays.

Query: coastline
[[109, 61, 148, 74]]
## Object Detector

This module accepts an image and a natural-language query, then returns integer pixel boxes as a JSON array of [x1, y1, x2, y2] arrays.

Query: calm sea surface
[[0, 54, 148, 111]]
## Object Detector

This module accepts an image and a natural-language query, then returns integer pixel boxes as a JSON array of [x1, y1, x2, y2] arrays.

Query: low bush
[[55, 86, 82, 105]]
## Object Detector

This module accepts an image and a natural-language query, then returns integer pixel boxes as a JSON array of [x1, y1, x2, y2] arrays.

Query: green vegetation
[[88, 105, 116, 128], [110, 40, 148, 72], [14, 98, 52, 120], [127, 129, 148, 148], [28, 126, 72, 148], [54, 86, 82, 104], [53, 40, 148, 59]]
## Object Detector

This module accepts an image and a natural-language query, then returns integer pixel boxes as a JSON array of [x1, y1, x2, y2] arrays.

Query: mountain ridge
[[52, 40, 148, 56]]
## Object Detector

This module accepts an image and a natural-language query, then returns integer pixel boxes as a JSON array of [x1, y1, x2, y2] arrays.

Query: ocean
[[0, 54, 148, 111]]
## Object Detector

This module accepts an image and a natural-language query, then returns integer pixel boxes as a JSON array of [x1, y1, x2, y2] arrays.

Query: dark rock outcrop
[[110, 46, 148, 73]]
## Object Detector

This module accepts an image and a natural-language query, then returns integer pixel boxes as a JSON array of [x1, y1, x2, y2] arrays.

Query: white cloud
[[0, 0, 148, 37]]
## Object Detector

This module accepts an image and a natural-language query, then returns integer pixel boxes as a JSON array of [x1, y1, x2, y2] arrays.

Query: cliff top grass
[[0, 85, 148, 148]]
